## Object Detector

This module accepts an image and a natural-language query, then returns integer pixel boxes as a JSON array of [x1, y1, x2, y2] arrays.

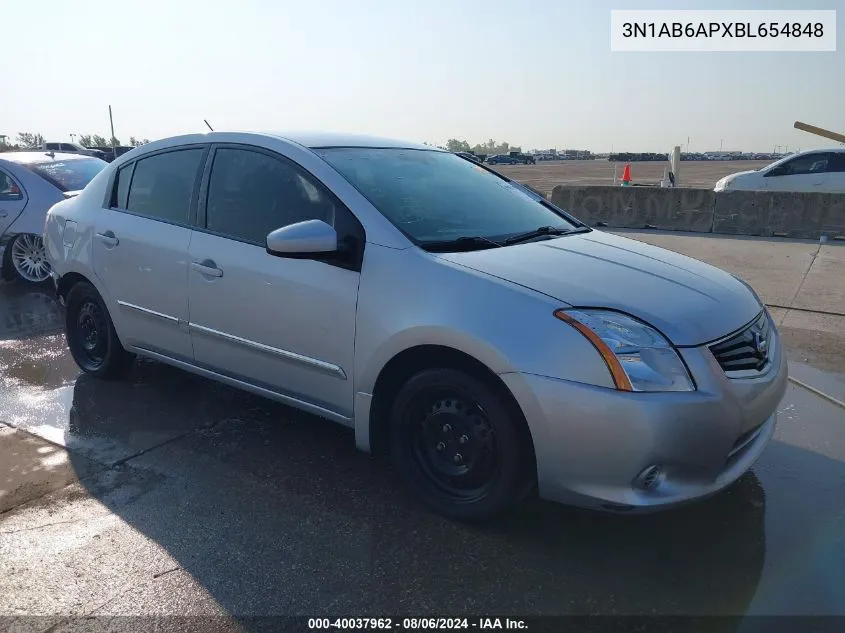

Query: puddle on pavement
[[0, 282, 218, 465], [0, 282, 64, 340], [0, 335, 80, 389]]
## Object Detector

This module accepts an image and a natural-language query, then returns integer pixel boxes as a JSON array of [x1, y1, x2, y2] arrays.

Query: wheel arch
[[57, 270, 92, 302], [366, 344, 536, 472], [55, 267, 127, 346]]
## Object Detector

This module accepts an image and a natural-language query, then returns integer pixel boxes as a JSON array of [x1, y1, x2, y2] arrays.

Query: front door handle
[[0, 211, 8, 219], [96, 231, 119, 247], [191, 259, 223, 278]]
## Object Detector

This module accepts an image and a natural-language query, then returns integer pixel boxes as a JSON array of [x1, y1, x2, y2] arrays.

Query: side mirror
[[266, 219, 338, 257]]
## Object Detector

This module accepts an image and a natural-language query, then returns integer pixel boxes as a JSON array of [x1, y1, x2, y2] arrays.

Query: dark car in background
[[455, 151, 482, 164], [486, 154, 519, 165], [511, 152, 535, 165], [488, 153, 535, 165], [88, 146, 135, 162]]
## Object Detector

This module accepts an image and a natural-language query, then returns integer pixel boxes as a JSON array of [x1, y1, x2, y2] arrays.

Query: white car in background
[[714, 149, 845, 193], [1, 151, 107, 283], [42, 142, 107, 160]]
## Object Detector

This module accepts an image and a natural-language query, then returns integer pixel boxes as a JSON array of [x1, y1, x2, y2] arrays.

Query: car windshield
[[316, 148, 578, 246], [25, 157, 107, 192]]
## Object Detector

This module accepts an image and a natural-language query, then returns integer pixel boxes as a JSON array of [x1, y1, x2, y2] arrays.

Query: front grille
[[709, 311, 773, 376]]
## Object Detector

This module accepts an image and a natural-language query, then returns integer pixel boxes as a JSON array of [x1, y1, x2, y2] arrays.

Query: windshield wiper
[[421, 236, 503, 252], [504, 225, 590, 246]]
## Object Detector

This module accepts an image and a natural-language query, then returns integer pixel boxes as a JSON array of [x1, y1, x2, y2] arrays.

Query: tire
[[6, 234, 52, 284], [65, 281, 134, 379], [389, 368, 534, 520]]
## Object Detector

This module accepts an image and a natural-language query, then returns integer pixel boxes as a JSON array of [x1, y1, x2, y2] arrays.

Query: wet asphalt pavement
[[0, 279, 844, 628]]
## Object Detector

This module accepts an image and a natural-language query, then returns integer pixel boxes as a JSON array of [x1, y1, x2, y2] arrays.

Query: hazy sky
[[2, 0, 842, 152]]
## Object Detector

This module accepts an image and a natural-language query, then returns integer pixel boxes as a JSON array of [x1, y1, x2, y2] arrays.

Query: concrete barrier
[[548, 185, 845, 239], [713, 190, 845, 239], [549, 186, 715, 232]]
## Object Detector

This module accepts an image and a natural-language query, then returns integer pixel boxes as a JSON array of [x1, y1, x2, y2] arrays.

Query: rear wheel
[[65, 281, 134, 378], [8, 234, 51, 283], [389, 368, 534, 520]]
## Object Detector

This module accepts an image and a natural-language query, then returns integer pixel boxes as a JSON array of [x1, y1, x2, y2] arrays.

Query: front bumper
[[502, 324, 788, 512]]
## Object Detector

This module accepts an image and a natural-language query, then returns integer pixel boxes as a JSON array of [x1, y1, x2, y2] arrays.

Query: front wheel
[[389, 368, 535, 520], [7, 234, 51, 283], [65, 281, 134, 378]]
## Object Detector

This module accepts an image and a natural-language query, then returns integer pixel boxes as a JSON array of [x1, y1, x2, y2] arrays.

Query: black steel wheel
[[65, 281, 133, 378], [390, 368, 534, 520]]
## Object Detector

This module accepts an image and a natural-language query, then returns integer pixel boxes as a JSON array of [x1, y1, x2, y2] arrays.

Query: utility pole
[[109, 105, 117, 158], [720, 139, 723, 152], [70, 133, 76, 143], [687, 136, 690, 152]]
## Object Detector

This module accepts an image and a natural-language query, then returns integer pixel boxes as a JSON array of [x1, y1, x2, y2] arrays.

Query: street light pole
[[109, 105, 117, 159]]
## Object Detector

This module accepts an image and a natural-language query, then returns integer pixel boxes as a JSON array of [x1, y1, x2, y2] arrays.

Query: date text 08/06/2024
[[307, 618, 528, 630]]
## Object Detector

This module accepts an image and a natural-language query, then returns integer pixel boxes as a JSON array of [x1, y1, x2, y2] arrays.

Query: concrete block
[[550, 186, 715, 232], [713, 191, 845, 239]]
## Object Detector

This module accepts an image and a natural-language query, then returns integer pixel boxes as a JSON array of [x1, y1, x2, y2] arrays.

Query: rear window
[[25, 158, 107, 192]]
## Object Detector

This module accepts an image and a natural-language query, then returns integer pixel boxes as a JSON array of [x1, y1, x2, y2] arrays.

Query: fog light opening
[[634, 465, 665, 491]]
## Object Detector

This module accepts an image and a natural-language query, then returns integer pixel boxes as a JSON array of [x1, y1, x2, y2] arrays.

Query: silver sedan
[[44, 132, 787, 520], [1, 151, 106, 283]]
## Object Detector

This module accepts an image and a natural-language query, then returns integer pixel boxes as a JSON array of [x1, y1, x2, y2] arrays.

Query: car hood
[[436, 231, 762, 346], [728, 170, 760, 180]]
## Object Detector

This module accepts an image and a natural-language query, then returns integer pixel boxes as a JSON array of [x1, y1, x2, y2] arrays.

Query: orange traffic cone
[[620, 163, 632, 186]]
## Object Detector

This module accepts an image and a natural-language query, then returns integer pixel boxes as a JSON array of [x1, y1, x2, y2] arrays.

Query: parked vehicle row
[[454, 151, 535, 166], [43, 131, 786, 520], [485, 152, 535, 165]]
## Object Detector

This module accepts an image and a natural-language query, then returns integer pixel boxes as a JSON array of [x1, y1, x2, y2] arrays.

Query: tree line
[[0, 132, 151, 152], [445, 138, 522, 155]]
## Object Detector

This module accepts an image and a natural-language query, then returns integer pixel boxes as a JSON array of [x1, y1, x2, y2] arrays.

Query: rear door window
[[126, 149, 204, 225], [772, 153, 830, 176]]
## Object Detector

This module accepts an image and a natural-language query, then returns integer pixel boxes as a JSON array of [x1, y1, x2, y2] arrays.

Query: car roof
[[123, 131, 438, 154], [268, 131, 435, 150], [0, 151, 92, 165], [787, 148, 845, 156]]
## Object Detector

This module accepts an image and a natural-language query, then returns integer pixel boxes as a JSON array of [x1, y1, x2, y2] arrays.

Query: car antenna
[[204, 119, 214, 132]]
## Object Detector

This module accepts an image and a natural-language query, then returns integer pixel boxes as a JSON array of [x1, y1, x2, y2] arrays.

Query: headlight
[[554, 309, 695, 392]]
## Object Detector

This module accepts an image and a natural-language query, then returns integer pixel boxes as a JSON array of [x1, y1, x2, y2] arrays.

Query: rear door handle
[[96, 231, 119, 247], [0, 211, 8, 218], [191, 259, 223, 278]]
